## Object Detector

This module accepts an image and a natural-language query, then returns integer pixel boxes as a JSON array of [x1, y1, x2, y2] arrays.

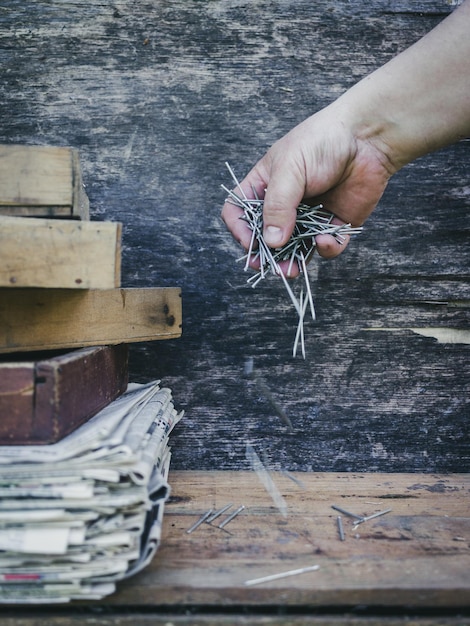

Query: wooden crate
[[0, 344, 128, 444], [0, 287, 182, 354], [0, 215, 122, 289], [0, 144, 89, 219]]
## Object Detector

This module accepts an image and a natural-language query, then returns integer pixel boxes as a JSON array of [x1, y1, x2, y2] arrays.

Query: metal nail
[[353, 508, 392, 527], [218, 505, 246, 529], [331, 505, 364, 521], [281, 470, 306, 489], [225, 161, 248, 201], [337, 515, 345, 541], [206, 503, 234, 524], [186, 509, 213, 534], [245, 564, 320, 586], [224, 163, 363, 358]]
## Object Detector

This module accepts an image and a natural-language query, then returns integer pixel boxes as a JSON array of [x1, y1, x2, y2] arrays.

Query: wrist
[[333, 1, 470, 174], [331, 89, 402, 178]]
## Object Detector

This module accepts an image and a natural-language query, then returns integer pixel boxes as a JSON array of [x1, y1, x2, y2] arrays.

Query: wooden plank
[[0, 0, 468, 476], [71, 148, 90, 220], [0, 344, 128, 445], [105, 471, 470, 610], [0, 287, 182, 353], [3, 472, 467, 623], [0, 215, 121, 289], [0, 616, 468, 626], [0, 144, 89, 219]]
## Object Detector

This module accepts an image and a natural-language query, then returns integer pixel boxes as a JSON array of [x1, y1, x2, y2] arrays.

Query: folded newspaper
[[0, 381, 183, 604]]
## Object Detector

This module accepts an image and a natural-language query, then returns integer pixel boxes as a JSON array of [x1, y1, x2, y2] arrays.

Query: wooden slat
[[104, 471, 470, 610], [0, 215, 121, 289], [0, 345, 129, 444], [0, 144, 89, 219], [0, 0, 468, 478], [0, 616, 468, 626], [0, 287, 182, 353], [5, 472, 468, 623], [71, 148, 90, 220]]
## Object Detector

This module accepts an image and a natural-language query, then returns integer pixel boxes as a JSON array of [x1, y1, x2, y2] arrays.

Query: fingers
[[261, 173, 304, 248], [220, 200, 251, 249], [221, 160, 353, 265], [315, 232, 350, 259], [220, 166, 267, 250], [261, 141, 306, 248]]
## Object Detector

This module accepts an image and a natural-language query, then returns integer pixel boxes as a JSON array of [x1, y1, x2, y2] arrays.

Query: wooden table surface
[[0, 0, 469, 621], [1, 0, 468, 476], [117, 471, 470, 608], [0, 471, 469, 624]]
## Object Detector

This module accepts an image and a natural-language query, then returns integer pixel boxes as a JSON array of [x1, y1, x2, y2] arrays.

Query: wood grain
[[103, 471, 470, 609], [0, 288, 182, 353], [0, 471, 470, 626], [0, 144, 89, 218], [0, 0, 468, 475], [3, 472, 465, 621], [0, 215, 121, 289], [0, 617, 468, 626], [0, 344, 129, 444], [0, 1, 468, 621]]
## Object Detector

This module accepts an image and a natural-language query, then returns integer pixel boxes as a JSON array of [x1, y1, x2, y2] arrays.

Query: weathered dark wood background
[[1, 0, 468, 473]]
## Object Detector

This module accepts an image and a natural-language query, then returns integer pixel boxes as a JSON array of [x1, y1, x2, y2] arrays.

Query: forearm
[[222, 1, 470, 256], [336, 0, 470, 173]]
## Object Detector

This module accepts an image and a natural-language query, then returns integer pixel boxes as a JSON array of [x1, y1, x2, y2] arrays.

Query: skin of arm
[[221, 0, 470, 267]]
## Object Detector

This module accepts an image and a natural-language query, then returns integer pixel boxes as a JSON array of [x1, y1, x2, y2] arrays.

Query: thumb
[[262, 164, 305, 248]]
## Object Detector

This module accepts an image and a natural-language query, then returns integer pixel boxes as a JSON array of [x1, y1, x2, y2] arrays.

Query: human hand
[[221, 103, 393, 273], [222, 0, 470, 274]]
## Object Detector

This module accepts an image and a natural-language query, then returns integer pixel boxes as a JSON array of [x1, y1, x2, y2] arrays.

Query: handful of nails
[[222, 163, 363, 357]]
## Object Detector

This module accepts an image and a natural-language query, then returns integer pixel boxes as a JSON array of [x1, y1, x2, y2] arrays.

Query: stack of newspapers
[[0, 381, 182, 604]]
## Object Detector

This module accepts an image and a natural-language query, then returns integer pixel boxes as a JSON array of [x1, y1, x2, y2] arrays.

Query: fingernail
[[264, 226, 283, 247]]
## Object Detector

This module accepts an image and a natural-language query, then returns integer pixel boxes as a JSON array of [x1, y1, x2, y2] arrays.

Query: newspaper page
[[0, 381, 182, 604]]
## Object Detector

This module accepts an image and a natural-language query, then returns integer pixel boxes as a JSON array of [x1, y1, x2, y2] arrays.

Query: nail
[[218, 505, 245, 529], [331, 505, 364, 521], [186, 509, 213, 534], [245, 564, 320, 586], [206, 503, 234, 524], [225, 162, 248, 201], [353, 508, 392, 527], [223, 163, 364, 360], [337, 516, 345, 541]]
